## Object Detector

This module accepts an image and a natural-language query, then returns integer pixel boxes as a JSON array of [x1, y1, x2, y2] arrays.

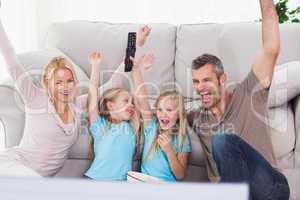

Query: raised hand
[[131, 53, 155, 73], [89, 52, 102, 66], [137, 25, 152, 47], [158, 134, 173, 154]]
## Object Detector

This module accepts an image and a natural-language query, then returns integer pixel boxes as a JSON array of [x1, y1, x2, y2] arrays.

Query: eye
[[68, 79, 74, 83], [55, 81, 63, 85], [192, 80, 199, 85], [203, 78, 211, 82]]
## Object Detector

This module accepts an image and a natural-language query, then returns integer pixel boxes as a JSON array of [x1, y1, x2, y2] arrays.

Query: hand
[[89, 52, 102, 66], [137, 25, 151, 47], [131, 53, 155, 72], [158, 134, 173, 154]]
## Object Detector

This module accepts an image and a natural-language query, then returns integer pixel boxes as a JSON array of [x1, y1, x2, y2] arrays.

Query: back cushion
[[268, 104, 296, 168], [46, 21, 177, 95]]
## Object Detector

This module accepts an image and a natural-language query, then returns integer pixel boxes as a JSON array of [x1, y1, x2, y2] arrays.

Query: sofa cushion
[[46, 21, 177, 95], [282, 169, 300, 200], [268, 104, 296, 169], [269, 62, 300, 108], [293, 96, 300, 168]]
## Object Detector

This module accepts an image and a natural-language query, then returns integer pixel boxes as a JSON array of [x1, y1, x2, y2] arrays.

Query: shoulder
[[89, 116, 107, 135], [144, 116, 158, 135], [238, 70, 269, 95], [187, 107, 206, 127]]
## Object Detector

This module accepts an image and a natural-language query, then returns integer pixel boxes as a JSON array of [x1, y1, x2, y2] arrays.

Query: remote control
[[124, 32, 137, 72]]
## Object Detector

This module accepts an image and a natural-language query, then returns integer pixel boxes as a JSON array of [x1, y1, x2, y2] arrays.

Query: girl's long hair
[[144, 90, 187, 161]]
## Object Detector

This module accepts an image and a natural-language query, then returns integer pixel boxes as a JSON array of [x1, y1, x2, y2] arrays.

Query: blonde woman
[[131, 55, 191, 182], [0, 11, 146, 177]]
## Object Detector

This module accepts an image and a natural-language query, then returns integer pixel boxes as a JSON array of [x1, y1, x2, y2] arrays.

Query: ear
[[219, 73, 228, 85], [106, 101, 114, 111], [43, 78, 49, 89]]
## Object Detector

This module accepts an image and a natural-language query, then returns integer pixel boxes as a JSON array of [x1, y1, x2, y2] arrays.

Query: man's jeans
[[212, 134, 290, 200]]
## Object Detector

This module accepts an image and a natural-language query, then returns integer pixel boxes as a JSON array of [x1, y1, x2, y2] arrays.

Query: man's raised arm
[[252, 0, 280, 89]]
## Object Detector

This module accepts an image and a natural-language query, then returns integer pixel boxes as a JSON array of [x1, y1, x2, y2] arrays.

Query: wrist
[[137, 38, 146, 48], [165, 147, 175, 156]]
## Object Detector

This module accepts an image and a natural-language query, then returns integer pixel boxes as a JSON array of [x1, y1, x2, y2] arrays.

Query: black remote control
[[124, 32, 137, 72]]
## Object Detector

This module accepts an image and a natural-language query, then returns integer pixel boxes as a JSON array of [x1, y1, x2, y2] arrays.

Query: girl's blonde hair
[[98, 87, 129, 119], [144, 90, 187, 161], [42, 56, 78, 92]]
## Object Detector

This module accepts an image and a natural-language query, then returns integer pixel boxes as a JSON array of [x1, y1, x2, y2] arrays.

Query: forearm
[[166, 150, 186, 180], [0, 18, 37, 103], [88, 65, 101, 123], [132, 69, 152, 119], [260, 0, 280, 54], [0, 19, 25, 80], [252, 0, 280, 88]]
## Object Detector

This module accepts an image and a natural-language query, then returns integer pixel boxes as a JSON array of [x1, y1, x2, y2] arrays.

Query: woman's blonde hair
[[42, 56, 78, 92], [144, 90, 187, 161]]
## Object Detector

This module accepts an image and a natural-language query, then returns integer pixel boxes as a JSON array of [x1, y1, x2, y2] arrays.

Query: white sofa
[[0, 21, 300, 199]]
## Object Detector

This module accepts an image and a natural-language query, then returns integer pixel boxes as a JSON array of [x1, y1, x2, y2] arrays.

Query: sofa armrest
[[292, 96, 300, 168], [0, 85, 25, 148]]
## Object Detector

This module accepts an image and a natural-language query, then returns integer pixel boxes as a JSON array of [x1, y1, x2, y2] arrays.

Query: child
[[84, 26, 151, 181], [131, 54, 191, 182]]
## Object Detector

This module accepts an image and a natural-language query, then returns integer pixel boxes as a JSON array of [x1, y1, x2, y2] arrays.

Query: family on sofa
[[0, 0, 291, 199]]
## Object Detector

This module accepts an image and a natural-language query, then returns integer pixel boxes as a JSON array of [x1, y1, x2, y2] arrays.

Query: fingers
[[89, 52, 102, 65], [158, 134, 170, 145], [141, 25, 151, 36]]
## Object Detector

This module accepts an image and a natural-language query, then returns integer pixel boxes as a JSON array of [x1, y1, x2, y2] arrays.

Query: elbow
[[266, 44, 280, 57]]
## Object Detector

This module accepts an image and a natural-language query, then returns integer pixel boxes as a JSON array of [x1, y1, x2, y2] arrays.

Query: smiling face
[[156, 96, 179, 131], [49, 67, 76, 104], [108, 90, 135, 121], [192, 64, 225, 109]]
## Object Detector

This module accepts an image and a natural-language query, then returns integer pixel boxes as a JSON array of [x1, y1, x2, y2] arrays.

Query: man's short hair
[[192, 54, 224, 77]]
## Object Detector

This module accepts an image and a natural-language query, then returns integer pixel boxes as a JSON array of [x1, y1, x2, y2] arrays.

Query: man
[[188, 0, 290, 199]]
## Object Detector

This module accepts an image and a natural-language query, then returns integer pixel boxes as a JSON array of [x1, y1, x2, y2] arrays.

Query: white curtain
[[0, 0, 298, 81]]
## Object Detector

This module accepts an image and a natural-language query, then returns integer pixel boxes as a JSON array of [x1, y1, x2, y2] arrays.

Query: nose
[[198, 82, 208, 93]]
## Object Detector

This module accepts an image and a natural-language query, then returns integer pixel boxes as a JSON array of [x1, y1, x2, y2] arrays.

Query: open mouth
[[60, 92, 70, 97], [159, 118, 170, 127], [200, 91, 212, 104]]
